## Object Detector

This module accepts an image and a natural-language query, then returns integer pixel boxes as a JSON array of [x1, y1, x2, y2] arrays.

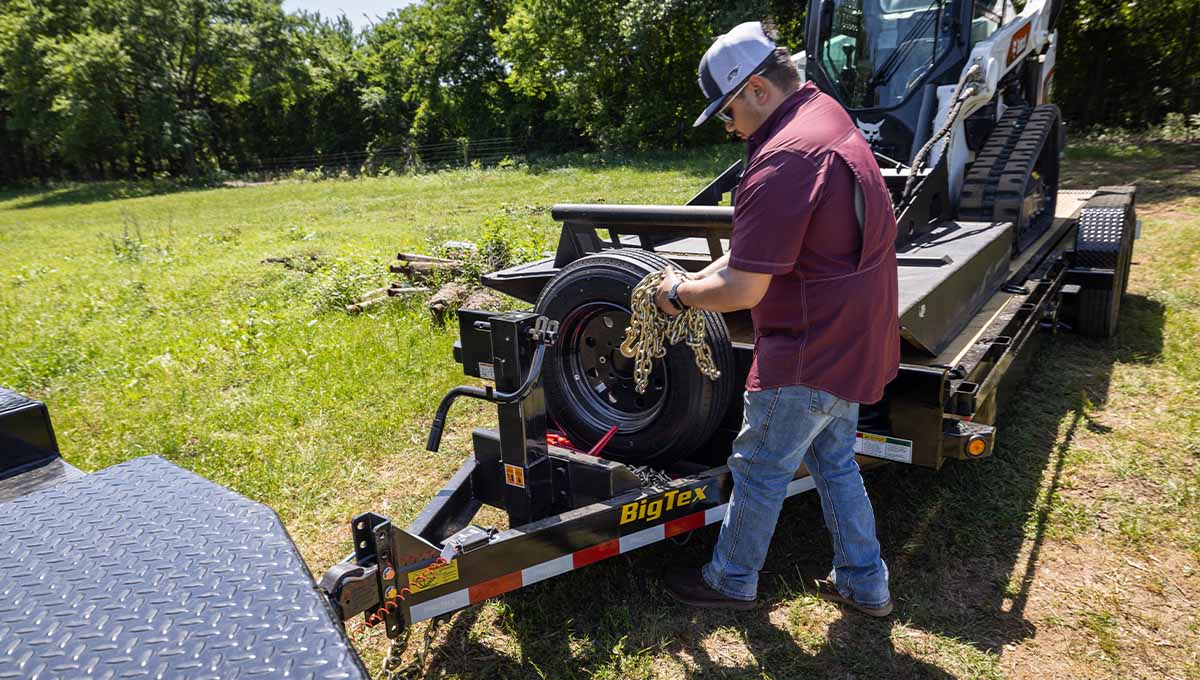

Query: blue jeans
[[702, 385, 890, 608]]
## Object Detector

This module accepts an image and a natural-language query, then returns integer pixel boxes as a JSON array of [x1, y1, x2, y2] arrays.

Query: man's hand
[[654, 268, 683, 317]]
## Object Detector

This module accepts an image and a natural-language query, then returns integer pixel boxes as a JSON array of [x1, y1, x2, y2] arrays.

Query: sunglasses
[[715, 75, 756, 123]]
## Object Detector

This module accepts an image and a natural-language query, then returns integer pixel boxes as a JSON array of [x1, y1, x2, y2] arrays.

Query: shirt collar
[[746, 82, 820, 150]]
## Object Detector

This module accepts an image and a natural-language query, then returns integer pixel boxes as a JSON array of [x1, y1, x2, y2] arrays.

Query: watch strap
[[668, 280, 688, 311]]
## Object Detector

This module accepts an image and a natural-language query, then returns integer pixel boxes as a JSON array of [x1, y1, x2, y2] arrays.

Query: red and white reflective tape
[[409, 475, 817, 623]]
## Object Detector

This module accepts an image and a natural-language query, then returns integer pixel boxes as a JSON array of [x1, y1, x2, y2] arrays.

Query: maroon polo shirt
[[729, 83, 900, 404]]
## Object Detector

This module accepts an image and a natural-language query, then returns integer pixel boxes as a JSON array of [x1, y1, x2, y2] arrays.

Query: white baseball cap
[[694, 22, 777, 127]]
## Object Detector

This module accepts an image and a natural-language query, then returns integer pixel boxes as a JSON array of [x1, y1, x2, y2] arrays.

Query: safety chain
[[628, 464, 674, 488], [377, 627, 409, 680], [374, 616, 445, 680], [620, 268, 721, 394], [415, 616, 442, 670], [900, 63, 984, 205]]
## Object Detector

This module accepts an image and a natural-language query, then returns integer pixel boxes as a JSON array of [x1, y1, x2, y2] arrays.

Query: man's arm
[[695, 252, 730, 278], [654, 262, 770, 314]]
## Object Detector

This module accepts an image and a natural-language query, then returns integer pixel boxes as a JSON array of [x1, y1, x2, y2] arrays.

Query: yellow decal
[[619, 486, 708, 525], [408, 560, 459, 594], [504, 464, 525, 488]]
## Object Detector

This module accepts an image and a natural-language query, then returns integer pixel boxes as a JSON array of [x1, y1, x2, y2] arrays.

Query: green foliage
[[0, 0, 1196, 181], [446, 215, 549, 284], [493, 0, 804, 149], [1158, 112, 1200, 141], [363, 0, 526, 147], [1057, 0, 1200, 129], [306, 251, 390, 312]]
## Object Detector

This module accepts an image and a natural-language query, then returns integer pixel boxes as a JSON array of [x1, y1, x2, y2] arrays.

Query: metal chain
[[627, 464, 674, 488], [901, 63, 984, 205], [376, 627, 410, 680], [415, 616, 442, 670], [374, 615, 444, 680], [620, 268, 721, 394]]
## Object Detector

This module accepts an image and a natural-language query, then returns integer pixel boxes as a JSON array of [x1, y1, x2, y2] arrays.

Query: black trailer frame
[[319, 186, 1139, 639]]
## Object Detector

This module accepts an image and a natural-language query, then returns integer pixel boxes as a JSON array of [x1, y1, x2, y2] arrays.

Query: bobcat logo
[[856, 119, 883, 144]]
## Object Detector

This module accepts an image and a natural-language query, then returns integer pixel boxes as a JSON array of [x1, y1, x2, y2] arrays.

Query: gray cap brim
[[693, 95, 728, 128]]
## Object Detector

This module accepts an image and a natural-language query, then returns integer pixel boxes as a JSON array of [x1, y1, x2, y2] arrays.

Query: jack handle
[[426, 336, 552, 452]]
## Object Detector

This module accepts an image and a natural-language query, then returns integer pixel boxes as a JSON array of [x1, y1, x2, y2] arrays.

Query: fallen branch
[[389, 260, 463, 283], [427, 282, 471, 325], [396, 252, 457, 264], [346, 285, 430, 314], [345, 286, 391, 314], [346, 295, 388, 315], [387, 286, 429, 297]]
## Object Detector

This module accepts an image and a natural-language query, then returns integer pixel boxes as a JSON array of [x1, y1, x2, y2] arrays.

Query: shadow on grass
[[524, 145, 742, 181], [414, 294, 1163, 679], [0, 145, 745, 212], [1063, 141, 1200, 209], [0, 179, 217, 210]]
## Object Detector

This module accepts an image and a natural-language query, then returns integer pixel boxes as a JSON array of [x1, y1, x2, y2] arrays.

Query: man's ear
[[750, 75, 770, 103]]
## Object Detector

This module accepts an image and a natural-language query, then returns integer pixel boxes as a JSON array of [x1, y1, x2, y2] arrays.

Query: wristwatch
[[667, 280, 688, 312]]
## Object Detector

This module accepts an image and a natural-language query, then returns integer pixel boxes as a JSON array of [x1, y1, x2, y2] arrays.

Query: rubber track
[[959, 105, 1061, 251]]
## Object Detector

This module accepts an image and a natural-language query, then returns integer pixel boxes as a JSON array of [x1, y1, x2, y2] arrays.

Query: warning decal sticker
[[504, 464, 525, 488], [408, 560, 460, 594], [854, 431, 914, 464]]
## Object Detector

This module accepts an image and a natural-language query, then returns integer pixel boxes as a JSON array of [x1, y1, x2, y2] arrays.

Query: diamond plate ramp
[[0, 455, 368, 680]]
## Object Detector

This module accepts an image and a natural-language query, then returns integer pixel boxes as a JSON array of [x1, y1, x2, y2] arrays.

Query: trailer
[[0, 0, 1143, 674], [0, 180, 1136, 679], [315, 179, 1138, 642]]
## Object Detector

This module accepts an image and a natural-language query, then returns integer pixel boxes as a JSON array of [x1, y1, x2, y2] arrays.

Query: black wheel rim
[[556, 302, 668, 433]]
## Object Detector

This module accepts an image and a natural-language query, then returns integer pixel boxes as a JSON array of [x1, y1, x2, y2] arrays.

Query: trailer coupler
[[320, 511, 482, 637]]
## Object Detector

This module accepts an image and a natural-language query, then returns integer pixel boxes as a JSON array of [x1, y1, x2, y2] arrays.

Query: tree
[[1057, 0, 1200, 129], [361, 0, 527, 151], [493, 0, 805, 149]]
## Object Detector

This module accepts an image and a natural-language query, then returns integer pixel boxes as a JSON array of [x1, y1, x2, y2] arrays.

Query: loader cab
[[806, 0, 1014, 164]]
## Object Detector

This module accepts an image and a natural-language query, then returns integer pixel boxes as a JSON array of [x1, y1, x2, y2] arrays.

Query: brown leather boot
[[810, 577, 894, 617], [664, 568, 757, 610]]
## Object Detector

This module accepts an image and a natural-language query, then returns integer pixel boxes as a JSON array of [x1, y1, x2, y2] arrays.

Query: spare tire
[[534, 249, 736, 468]]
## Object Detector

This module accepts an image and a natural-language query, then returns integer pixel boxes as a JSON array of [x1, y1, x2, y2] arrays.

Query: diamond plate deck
[[0, 455, 367, 680]]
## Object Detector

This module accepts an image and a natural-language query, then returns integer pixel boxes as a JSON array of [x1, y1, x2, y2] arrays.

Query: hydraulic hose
[[425, 343, 548, 452]]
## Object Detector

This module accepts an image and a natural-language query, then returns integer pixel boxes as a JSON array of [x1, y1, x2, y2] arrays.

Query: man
[[656, 21, 900, 617]]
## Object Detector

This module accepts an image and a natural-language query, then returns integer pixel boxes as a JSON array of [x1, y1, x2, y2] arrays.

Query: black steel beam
[[490, 313, 554, 526], [550, 204, 734, 229]]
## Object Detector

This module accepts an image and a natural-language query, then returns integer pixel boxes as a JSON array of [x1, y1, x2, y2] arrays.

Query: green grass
[[0, 147, 739, 544], [2, 141, 1199, 679]]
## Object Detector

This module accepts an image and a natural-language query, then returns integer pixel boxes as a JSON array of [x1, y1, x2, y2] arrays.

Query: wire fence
[[241, 136, 527, 176]]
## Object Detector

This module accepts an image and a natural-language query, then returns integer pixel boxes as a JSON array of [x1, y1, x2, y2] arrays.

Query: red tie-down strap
[[546, 425, 620, 457]]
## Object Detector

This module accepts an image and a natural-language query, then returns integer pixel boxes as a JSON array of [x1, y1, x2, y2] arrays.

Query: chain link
[[620, 268, 721, 394], [376, 627, 410, 680], [627, 464, 674, 488], [374, 615, 444, 680]]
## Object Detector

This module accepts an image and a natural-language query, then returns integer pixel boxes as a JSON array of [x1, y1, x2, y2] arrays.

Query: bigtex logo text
[[619, 487, 708, 525]]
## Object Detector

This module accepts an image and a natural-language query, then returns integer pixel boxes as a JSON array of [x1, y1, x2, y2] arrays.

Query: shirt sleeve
[[729, 150, 825, 275]]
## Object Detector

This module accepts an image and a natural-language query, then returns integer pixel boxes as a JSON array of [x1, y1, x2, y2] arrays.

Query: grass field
[[1, 142, 1197, 679]]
